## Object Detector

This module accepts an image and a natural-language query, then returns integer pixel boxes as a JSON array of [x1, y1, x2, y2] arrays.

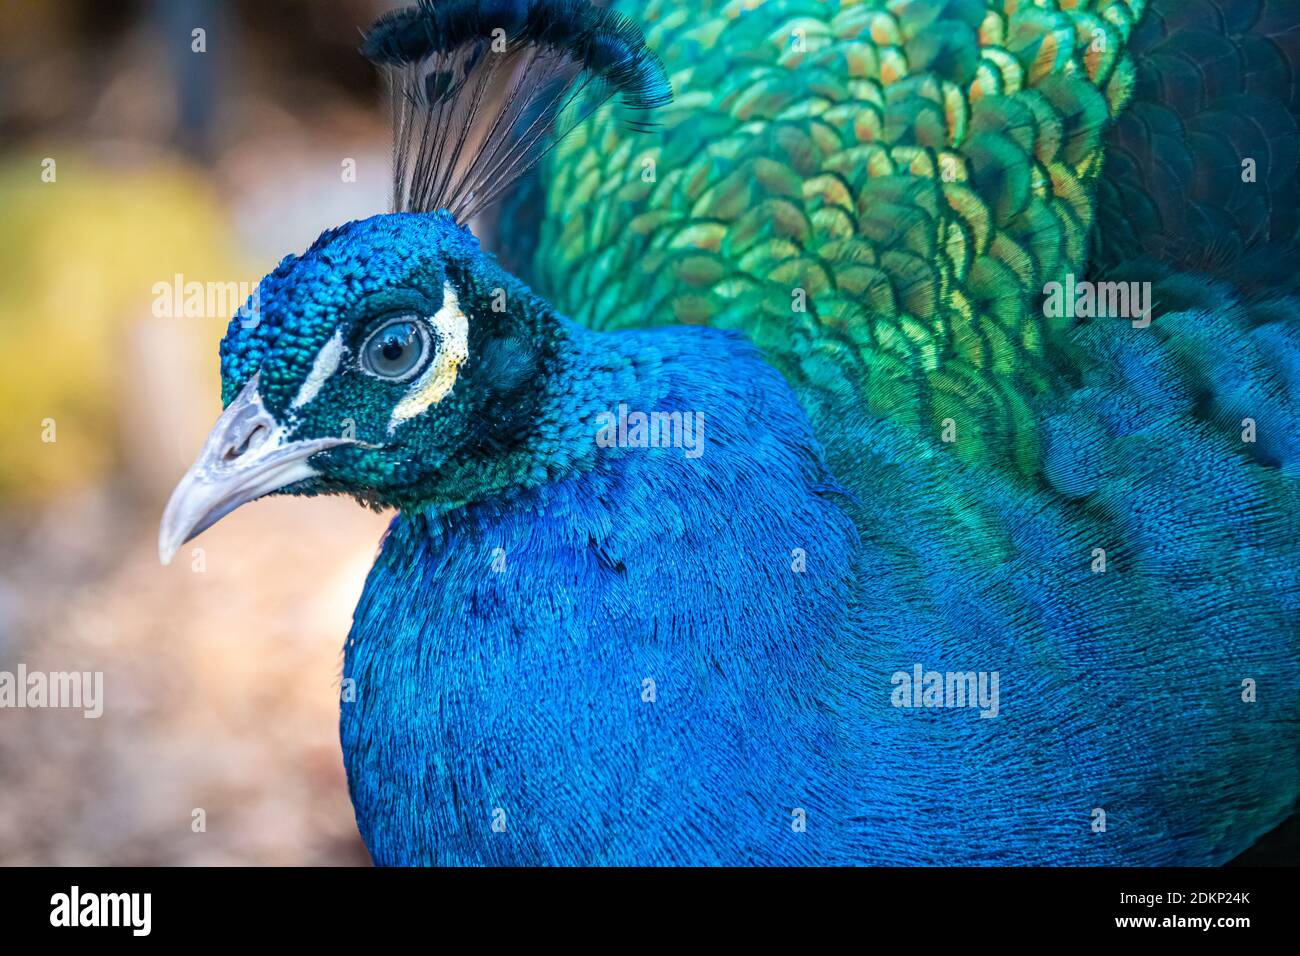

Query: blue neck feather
[[341, 318, 862, 864]]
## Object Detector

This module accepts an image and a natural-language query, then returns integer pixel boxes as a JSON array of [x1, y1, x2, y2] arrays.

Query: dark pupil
[[381, 332, 408, 362], [368, 321, 421, 377]]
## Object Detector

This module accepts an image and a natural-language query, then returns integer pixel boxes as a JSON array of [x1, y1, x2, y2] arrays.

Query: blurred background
[[0, 0, 417, 865]]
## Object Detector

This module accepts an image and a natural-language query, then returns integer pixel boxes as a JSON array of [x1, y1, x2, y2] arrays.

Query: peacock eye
[[360, 318, 430, 381]]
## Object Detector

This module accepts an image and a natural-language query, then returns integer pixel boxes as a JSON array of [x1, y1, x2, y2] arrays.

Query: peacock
[[160, 0, 1300, 865]]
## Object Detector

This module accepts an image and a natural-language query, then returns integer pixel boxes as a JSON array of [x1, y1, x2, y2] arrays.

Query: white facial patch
[[388, 282, 469, 434], [290, 328, 345, 410]]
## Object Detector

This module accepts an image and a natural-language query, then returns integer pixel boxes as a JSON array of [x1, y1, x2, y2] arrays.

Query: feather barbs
[[362, 0, 671, 223]]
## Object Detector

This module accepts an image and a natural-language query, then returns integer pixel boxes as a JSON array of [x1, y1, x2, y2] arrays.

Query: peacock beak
[[158, 373, 356, 566]]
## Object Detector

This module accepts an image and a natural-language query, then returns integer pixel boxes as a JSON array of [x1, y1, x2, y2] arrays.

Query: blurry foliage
[[0, 0, 384, 148], [0, 157, 239, 502]]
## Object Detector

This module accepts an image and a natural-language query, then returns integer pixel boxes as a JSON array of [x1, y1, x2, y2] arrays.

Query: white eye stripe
[[290, 329, 346, 410], [388, 282, 469, 434]]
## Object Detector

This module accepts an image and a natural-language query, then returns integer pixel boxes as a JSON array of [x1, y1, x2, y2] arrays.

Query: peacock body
[[162, 0, 1300, 865]]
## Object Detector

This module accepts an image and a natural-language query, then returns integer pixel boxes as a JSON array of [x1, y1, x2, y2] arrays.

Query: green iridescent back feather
[[528, 0, 1145, 476]]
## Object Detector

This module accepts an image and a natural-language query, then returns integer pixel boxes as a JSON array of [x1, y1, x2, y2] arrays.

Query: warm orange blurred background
[[0, 0, 420, 865]]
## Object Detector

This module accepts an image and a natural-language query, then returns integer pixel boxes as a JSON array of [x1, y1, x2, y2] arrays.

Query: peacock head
[[158, 0, 669, 564], [159, 211, 561, 564]]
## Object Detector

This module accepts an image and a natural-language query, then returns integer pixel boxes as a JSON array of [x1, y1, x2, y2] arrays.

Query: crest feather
[[362, 0, 671, 222]]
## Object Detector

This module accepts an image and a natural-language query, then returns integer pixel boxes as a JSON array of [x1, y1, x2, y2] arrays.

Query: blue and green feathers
[[206, 0, 1300, 864]]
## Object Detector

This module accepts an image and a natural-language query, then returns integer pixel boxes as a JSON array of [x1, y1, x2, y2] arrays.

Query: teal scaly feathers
[[161, 0, 1300, 865], [531, 0, 1147, 477]]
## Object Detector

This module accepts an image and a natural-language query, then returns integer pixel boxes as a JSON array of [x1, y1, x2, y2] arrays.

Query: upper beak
[[158, 373, 355, 565]]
